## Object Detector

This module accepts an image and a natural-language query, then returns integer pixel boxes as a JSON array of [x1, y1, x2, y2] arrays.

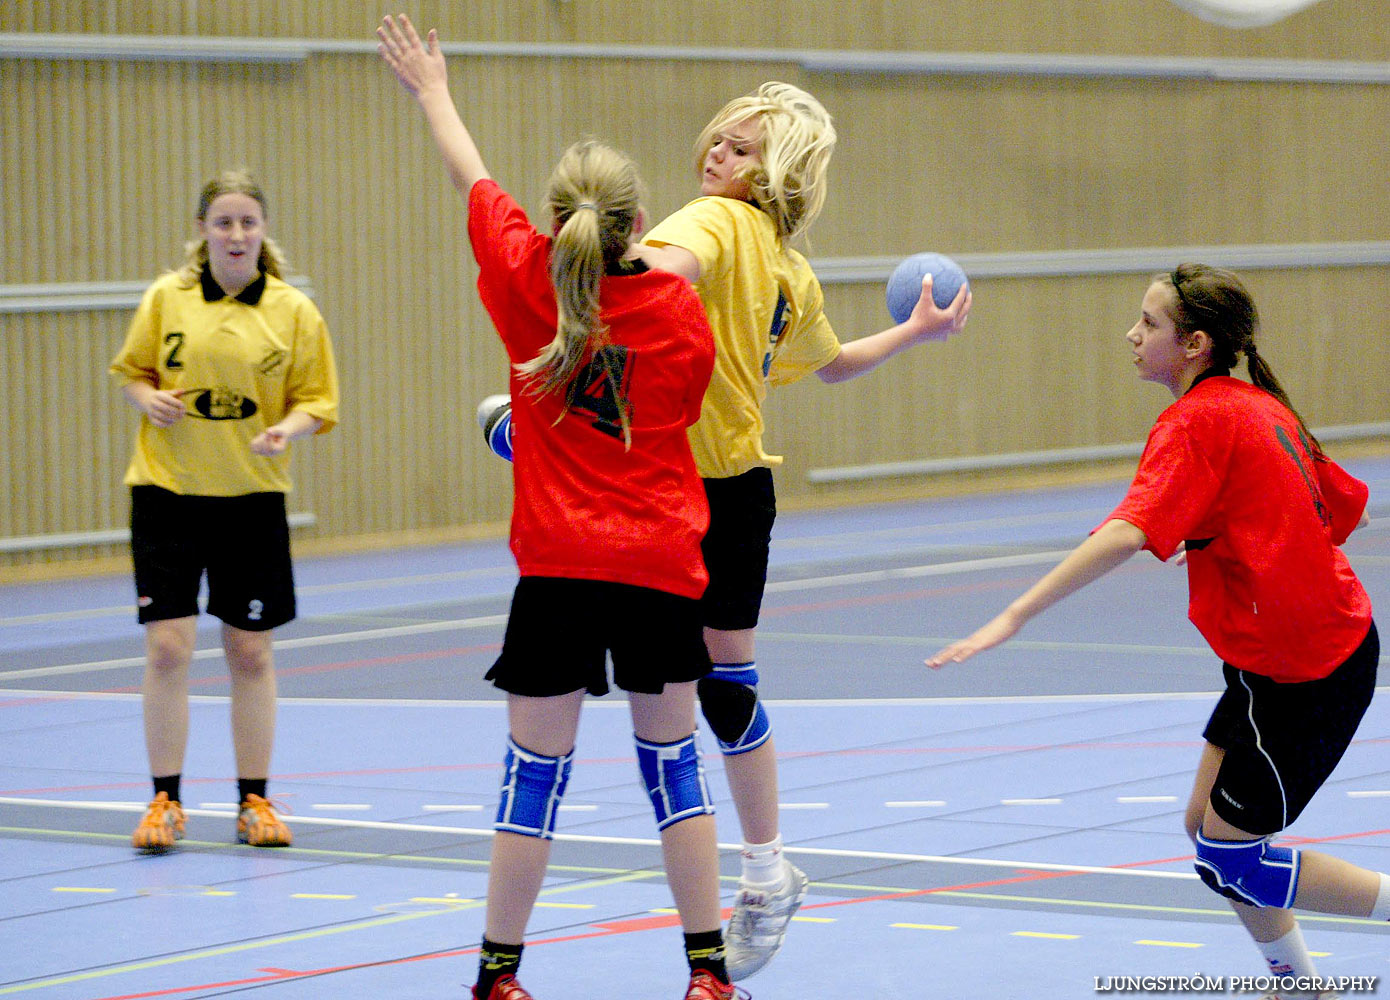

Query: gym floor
[[3, 458, 1389, 999]]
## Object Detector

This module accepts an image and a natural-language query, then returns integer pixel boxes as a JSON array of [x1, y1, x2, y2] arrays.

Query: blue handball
[[885, 252, 969, 323]]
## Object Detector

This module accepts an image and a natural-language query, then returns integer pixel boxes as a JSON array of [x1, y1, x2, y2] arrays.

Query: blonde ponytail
[[516, 140, 643, 446]]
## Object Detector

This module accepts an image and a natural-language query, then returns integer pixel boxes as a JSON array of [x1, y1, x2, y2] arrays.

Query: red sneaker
[[685, 970, 745, 1000], [474, 974, 535, 1000]]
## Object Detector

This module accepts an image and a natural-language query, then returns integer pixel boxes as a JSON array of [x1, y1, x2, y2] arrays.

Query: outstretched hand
[[925, 610, 1020, 670], [377, 14, 447, 99], [907, 276, 971, 343]]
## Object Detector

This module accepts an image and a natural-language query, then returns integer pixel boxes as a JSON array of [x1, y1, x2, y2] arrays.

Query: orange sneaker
[[685, 970, 743, 1000], [132, 792, 185, 852], [237, 793, 292, 847], [473, 974, 535, 1000]]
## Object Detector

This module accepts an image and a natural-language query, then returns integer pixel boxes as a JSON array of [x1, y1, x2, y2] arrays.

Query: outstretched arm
[[925, 518, 1147, 668], [816, 276, 971, 384], [377, 14, 490, 195]]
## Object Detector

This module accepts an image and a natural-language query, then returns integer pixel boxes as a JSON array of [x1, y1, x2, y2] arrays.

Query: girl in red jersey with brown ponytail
[[930, 263, 1386, 1000]]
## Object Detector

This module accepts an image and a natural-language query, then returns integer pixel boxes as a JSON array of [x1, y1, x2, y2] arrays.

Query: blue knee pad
[[1193, 830, 1301, 908], [636, 732, 715, 830], [698, 662, 771, 756], [495, 737, 572, 839]]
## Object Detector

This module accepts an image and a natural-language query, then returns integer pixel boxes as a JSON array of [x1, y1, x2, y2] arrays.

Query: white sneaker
[[724, 863, 809, 980]]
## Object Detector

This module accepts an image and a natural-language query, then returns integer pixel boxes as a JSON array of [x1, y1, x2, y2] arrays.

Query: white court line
[[763, 549, 1070, 594], [0, 614, 508, 681], [0, 795, 1195, 880], [311, 803, 373, 811], [0, 550, 1067, 680], [886, 800, 947, 808], [0, 567, 517, 628], [1001, 798, 1064, 806], [1346, 790, 1390, 798], [1118, 796, 1180, 804]]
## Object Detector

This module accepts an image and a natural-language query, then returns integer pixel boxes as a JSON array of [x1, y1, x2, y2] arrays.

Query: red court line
[[72, 825, 1390, 999], [98, 641, 503, 695]]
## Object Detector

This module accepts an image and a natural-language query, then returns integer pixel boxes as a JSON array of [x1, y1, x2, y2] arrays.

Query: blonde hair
[[694, 81, 836, 243], [175, 168, 288, 284], [516, 140, 644, 447]]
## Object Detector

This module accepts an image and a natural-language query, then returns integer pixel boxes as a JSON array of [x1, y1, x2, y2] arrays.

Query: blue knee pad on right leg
[[1193, 830, 1301, 908], [636, 732, 715, 830], [698, 662, 771, 756], [495, 737, 572, 839]]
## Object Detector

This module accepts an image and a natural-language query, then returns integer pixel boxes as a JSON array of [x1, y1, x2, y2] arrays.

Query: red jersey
[[1108, 374, 1371, 682], [468, 180, 715, 599]]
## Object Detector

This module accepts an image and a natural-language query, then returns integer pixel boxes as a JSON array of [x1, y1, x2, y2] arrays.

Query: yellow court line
[[790, 916, 835, 924], [892, 923, 958, 931], [51, 887, 116, 894], [1136, 939, 1204, 948], [1013, 931, 1080, 940], [533, 902, 594, 910]]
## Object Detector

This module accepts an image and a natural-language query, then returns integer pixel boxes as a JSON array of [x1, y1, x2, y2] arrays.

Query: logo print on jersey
[[256, 349, 286, 375], [247, 599, 264, 622], [762, 291, 790, 377], [569, 345, 635, 439], [182, 387, 259, 420], [1275, 424, 1329, 527]]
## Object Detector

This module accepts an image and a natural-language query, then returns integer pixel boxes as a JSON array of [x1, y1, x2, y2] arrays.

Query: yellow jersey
[[110, 269, 339, 496], [644, 197, 841, 479]]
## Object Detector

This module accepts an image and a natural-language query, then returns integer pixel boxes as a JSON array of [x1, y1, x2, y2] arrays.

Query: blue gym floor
[[3, 459, 1389, 999]]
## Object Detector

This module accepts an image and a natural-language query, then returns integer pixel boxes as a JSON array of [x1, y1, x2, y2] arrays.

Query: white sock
[[1369, 871, 1390, 920], [740, 835, 786, 886], [1258, 924, 1318, 979]]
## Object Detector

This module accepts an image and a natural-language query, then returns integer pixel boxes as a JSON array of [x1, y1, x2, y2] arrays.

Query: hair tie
[[1245, 343, 1259, 358], [576, 201, 598, 212]]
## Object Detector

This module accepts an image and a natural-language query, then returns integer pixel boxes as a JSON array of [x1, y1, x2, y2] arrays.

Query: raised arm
[[925, 518, 1147, 668], [377, 14, 490, 196], [816, 275, 971, 383]]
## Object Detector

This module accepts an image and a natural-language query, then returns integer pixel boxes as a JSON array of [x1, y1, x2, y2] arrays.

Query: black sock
[[684, 929, 729, 984], [238, 778, 267, 803], [153, 774, 181, 803], [474, 938, 523, 998]]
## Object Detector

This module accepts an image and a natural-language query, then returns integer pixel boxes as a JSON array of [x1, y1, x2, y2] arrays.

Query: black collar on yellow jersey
[[200, 267, 268, 305]]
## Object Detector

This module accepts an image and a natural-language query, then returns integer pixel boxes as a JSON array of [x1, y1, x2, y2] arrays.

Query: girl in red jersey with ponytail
[[930, 263, 1385, 1000]]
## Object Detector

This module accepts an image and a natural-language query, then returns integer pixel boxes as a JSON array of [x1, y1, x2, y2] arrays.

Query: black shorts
[[1204, 620, 1378, 835], [487, 576, 712, 697], [130, 485, 296, 632], [700, 468, 777, 631]]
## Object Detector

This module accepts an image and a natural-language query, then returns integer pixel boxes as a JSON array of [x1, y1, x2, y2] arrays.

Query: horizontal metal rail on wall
[[808, 422, 1390, 484], [0, 276, 315, 314], [809, 241, 1390, 285], [5, 244, 1387, 315], [3, 33, 1390, 85], [0, 512, 317, 554]]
